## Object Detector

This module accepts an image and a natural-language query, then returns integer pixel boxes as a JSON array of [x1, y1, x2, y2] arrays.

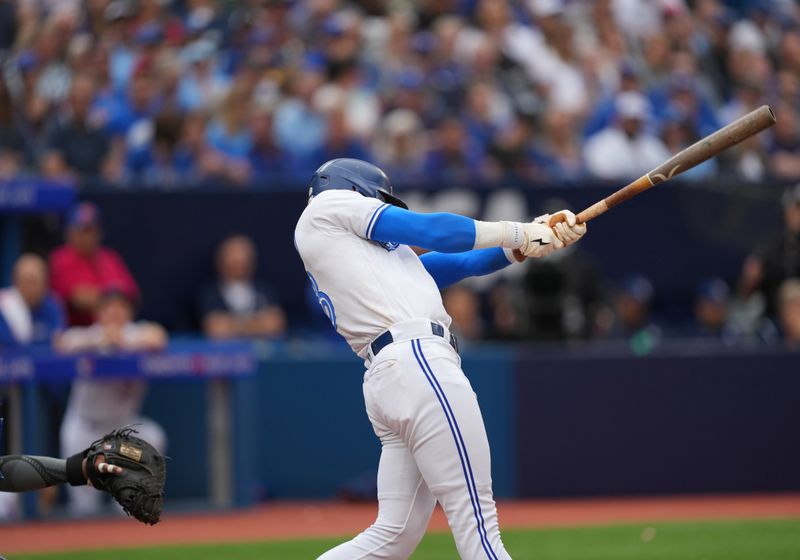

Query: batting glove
[[519, 214, 563, 258], [550, 209, 587, 247]]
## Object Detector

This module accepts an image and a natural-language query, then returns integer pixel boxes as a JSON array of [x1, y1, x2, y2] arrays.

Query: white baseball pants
[[318, 330, 511, 560]]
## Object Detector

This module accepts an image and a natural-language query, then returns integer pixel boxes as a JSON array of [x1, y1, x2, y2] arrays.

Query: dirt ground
[[2, 494, 799, 554]]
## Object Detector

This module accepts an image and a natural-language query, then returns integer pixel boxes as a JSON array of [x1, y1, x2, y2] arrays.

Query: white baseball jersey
[[294, 190, 452, 358]]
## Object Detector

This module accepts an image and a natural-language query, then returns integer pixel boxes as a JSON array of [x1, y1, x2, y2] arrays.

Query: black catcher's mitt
[[85, 427, 166, 525]]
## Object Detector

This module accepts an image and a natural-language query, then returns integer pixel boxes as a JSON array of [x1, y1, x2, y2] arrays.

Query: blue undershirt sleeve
[[370, 206, 477, 253], [419, 248, 512, 289]]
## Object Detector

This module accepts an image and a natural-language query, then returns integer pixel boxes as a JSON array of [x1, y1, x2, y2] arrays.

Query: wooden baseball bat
[[549, 104, 777, 227]]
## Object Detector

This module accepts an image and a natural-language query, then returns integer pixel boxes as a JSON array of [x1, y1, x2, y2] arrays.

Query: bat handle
[[547, 212, 585, 227], [548, 200, 607, 227]]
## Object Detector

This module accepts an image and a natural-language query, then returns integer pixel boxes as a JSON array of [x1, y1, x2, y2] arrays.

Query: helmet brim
[[378, 190, 408, 210]]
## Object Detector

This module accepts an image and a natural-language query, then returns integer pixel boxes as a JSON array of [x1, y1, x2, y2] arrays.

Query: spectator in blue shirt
[[422, 117, 487, 183], [0, 254, 64, 348], [649, 72, 720, 138], [204, 84, 254, 185], [103, 70, 160, 137], [307, 106, 371, 169], [273, 63, 326, 160], [205, 87, 253, 161], [177, 39, 231, 112], [583, 62, 643, 139], [97, 69, 161, 178], [248, 108, 290, 183]]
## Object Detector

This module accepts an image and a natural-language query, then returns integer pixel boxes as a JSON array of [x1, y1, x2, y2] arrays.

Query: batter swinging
[[294, 159, 587, 559]]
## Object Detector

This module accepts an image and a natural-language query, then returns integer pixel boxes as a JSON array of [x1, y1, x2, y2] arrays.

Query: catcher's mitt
[[85, 427, 166, 525]]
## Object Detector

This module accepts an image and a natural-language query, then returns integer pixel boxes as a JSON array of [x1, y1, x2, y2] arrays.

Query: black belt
[[370, 322, 459, 357]]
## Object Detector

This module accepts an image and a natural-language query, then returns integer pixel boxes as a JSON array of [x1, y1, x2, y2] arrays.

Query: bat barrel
[[548, 105, 776, 229], [646, 104, 776, 186]]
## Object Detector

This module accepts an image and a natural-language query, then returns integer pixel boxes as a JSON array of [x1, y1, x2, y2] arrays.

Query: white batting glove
[[550, 209, 587, 247], [473, 214, 583, 259], [519, 214, 563, 258]]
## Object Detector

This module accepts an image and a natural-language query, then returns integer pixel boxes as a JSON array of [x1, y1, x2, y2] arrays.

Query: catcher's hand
[[84, 427, 166, 525]]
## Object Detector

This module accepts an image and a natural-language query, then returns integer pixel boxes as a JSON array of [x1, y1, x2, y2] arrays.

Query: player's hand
[[82, 454, 123, 486], [519, 214, 563, 258], [550, 209, 587, 247]]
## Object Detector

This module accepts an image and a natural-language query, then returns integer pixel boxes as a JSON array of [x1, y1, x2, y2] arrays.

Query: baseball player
[[294, 158, 587, 559]]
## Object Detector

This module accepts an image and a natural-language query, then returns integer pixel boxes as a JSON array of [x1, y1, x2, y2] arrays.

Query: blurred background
[[0, 0, 799, 528]]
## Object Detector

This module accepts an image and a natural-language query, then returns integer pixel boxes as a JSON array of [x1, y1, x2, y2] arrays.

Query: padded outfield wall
[[139, 343, 800, 503]]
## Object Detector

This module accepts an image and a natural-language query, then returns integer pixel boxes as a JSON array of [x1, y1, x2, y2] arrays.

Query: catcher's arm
[[0, 453, 120, 492]]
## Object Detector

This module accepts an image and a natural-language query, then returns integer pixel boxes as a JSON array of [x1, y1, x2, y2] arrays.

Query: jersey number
[[307, 272, 337, 329]]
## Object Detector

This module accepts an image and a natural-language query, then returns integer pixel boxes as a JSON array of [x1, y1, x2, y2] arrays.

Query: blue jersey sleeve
[[370, 206, 476, 253], [419, 248, 512, 289]]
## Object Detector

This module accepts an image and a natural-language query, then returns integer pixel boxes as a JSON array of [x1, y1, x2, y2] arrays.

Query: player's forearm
[[0, 455, 69, 492], [420, 248, 514, 289], [0, 452, 90, 492]]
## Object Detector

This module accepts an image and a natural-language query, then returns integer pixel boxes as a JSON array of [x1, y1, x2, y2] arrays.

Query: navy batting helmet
[[308, 158, 408, 209]]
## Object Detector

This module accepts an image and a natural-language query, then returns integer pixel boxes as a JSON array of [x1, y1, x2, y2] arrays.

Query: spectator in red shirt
[[49, 203, 139, 326]]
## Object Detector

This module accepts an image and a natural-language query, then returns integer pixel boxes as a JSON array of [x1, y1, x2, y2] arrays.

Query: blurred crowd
[[0, 0, 799, 188], [443, 182, 800, 349], [3, 187, 800, 354]]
